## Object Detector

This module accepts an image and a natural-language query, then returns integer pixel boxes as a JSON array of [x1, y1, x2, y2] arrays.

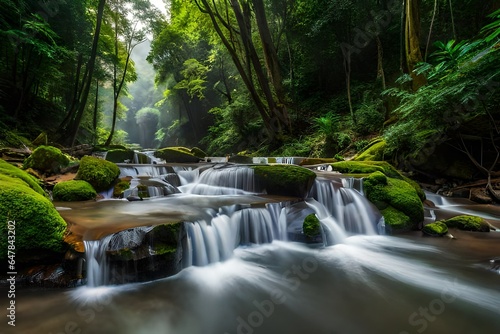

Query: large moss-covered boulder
[[422, 222, 448, 236], [251, 165, 316, 198], [154, 147, 201, 163], [76, 156, 120, 192], [0, 167, 67, 262], [331, 160, 425, 201], [353, 138, 386, 161], [105, 149, 135, 163], [364, 171, 424, 232], [0, 159, 45, 195], [23, 145, 70, 174], [442, 215, 490, 232], [53, 180, 97, 201]]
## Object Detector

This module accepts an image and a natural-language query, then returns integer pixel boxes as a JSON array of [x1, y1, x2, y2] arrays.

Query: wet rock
[[422, 222, 448, 236], [442, 215, 490, 232], [470, 188, 493, 204], [107, 223, 184, 284]]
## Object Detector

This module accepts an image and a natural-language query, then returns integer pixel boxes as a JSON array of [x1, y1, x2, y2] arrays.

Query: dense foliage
[[0, 0, 498, 176]]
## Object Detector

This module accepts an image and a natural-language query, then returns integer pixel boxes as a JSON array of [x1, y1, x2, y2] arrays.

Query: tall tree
[[404, 0, 426, 90], [63, 0, 106, 146], [103, 0, 146, 146], [194, 0, 291, 140]]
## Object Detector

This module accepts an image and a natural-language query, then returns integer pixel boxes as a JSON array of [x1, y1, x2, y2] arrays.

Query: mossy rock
[[191, 147, 207, 159], [442, 215, 490, 232], [331, 160, 425, 201], [299, 158, 338, 166], [148, 222, 181, 255], [113, 178, 131, 198], [228, 155, 253, 163], [0, 159, 45, 195], [53, 180, 97, 201], [154, 147, 201, 163], [364, 171, 424, 232], [23, 145, 70, 174], [105, 149, 135, 163], [93, 144, 127, 152], [381, 206, 412, 231], [251, 165, 316, 198], [0, 173, 67, 261], [422, 222, 448, 236], [303, 213, 321, 237], [76, 156, 120, 192], [353, 138, 386, 161]]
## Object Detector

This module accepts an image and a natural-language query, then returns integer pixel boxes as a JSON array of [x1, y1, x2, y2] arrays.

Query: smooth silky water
[[3, 163, 500, 334]]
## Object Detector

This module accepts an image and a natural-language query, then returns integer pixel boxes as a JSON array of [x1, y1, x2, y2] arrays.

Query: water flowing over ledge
[[12, 161, 500, 334]]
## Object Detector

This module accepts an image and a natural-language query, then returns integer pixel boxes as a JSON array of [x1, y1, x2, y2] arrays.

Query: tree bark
[[67, 0, 106, 146], [404, 0, 426, 90]]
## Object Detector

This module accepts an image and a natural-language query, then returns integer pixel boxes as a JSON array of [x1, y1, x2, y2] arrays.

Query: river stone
[[422, 222, 448, 236]]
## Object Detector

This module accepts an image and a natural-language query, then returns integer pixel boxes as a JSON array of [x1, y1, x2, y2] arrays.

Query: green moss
[[381, 206, 411, 231], [303, 214, 321, 237], [105, 149, 135, 163], [149, 222, 181, 254], [364, 171, 424, 232], [53, 180, 97, 201], [422, 222, 448, 236], [93, 144, 127, 152], [76, 156, 120, 192], [23, 145, 70, 174], [113, 179, 131, 198], [0, 175, 67, 260], [443, 215, 490, 232], [0, 128, 31, 147], [154, 147, 201, 163], [353, 138, 386, 161], [332, 160, 425, 201], [191, 147, 207, 159], [152, 243, 177, 255], [251, 165, 316, 198], [0, 159, 45, 195], [299, 158, 338, 166]]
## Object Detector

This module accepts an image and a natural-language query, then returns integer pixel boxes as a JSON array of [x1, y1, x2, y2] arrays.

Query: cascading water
[[83, 235, 113, 287], [12, 161, 500, 334]]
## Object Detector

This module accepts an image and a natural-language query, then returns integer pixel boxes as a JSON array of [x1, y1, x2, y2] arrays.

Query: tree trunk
[[67, 0, 106, 147], [93, 79, 99, 144], [252, 0, 291, 132], [404, 0, 426, 90]]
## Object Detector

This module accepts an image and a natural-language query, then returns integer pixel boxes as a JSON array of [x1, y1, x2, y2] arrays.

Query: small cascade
[[84, 235, 113, 287], [233, 208, 276, 244], [174, 166, 200, 185], [180, 165, 256, 195], [183, 215, 238, 267], [310, 179, 380, 235], [305, 199, 348, 245], [182, 204, 288, 267]]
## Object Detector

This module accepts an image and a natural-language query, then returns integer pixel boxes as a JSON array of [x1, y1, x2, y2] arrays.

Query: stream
[[2, 162, 500, 334]]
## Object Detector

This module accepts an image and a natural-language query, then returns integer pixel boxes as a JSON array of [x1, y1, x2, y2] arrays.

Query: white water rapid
[[16, 162, 497, 334]]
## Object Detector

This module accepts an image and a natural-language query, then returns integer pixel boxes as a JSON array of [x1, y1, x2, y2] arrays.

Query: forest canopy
[[0, 0, 499, 172]]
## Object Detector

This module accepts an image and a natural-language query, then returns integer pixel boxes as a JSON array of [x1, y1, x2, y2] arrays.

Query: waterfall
[[86, 164, 386, 283], [310, 178, 381, 235], [182, 205, 288, 267], [84, 235, 113, 287], [180, 165, 256, 195]]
